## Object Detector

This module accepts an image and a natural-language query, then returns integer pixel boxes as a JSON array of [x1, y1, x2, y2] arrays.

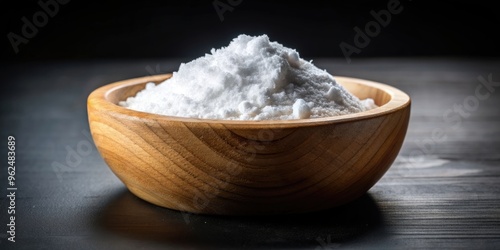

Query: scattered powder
[[120, 34, 377, 120]]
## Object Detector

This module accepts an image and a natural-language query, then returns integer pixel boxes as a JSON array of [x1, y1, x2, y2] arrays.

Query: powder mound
[[120, 34, 377, 120]]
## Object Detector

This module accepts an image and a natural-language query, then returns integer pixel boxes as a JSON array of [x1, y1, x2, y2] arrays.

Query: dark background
[[2, 0, 500, 61], [2, 1, 500, 249]]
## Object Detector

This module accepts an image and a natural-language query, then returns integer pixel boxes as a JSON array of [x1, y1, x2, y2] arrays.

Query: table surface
[[1, 58, 499, 249]]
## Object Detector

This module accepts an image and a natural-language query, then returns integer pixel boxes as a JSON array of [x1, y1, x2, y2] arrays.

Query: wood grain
[[87, 75, 411, 215], [2, 59, 499, 248]]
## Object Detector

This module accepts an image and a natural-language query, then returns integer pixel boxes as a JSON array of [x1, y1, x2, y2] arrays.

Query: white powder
[[120, 34, 377, 120]]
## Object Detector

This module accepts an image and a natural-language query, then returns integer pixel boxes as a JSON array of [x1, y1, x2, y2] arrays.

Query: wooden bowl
[[88, 74, 410, 215]]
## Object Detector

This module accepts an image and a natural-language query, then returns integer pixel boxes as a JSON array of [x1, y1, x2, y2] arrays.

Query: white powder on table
[[120, 34, 377, 120]]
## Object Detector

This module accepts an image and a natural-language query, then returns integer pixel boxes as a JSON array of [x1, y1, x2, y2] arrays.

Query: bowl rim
[[88, 74, 410, 128]]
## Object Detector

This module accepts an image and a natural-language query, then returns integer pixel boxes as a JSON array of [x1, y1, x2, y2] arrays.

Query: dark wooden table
[[1, 59, 499, 249]]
